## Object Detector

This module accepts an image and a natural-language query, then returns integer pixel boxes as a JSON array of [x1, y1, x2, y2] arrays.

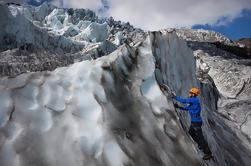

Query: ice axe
[[161, 83, 178, 110], [161, 83, 186, 130], [162, 84, 176, 97]]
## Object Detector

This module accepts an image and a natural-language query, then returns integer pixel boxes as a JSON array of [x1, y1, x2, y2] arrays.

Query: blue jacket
[[174, 96, 202, 122]]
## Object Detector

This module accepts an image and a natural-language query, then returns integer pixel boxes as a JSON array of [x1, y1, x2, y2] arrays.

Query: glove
[[174, 103, 179, 108]]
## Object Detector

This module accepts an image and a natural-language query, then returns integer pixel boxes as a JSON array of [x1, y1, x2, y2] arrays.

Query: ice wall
[[1, 2, 251, 165], [150, 31, 198, 96], [149, 31, 251, 166], [0, 32, 204, 166], [197, 74, 251, 166]]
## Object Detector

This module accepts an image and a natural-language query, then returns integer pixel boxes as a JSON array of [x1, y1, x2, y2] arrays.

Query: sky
[[5, 0, 251, 40]]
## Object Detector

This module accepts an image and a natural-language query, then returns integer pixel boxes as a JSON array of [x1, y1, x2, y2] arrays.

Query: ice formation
[[0, 32, 204, 166], [0, 2, 251, 166]]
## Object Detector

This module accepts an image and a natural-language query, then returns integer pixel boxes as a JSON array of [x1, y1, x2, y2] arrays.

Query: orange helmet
[[189, 88, 199, 96]]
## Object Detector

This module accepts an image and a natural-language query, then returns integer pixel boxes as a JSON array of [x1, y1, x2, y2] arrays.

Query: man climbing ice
[[171, 88, 214, 160]]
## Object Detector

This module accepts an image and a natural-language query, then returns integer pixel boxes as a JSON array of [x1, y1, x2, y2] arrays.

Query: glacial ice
[[8, 5, 18, 17], [74, 22, 109, 42], [0, 4, 86, 54], [34, 2, 56, 21], [44, 8, 65, 29], [63, 25, 80, 37], [0, 31, 205, 166], [77, 20, 92, 30], [1, 2, 251, 166], [113, 31, 124, 45]]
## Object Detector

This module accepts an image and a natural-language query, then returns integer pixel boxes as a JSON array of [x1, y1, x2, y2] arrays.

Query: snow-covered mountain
[[0, 2, 251, 166]]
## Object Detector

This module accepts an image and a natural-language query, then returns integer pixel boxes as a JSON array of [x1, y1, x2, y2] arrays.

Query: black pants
[[189, 122, 212, 155]]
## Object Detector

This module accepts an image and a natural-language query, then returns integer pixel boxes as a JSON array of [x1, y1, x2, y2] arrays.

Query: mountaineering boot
[[203, 153, 214, 160]]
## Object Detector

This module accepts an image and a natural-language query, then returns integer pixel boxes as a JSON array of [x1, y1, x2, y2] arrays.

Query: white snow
[[8, 6, 18, 17], [141, 75, 167, 115], [74, 22, 109, 42], [113, 31, 123, 45], [44, 8, 65, 29], [103, 140, 129, 166], [0, 60, 108, 166]]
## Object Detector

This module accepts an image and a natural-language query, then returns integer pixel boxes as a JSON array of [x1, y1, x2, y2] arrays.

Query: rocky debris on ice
[[196, 69, 251, 166], [0, 48, 74, 76], [194, 50, 251, 98], [235, 38, 251, 57], [195, 49, 251, 147], [171, 28, 250, 59], [167, 28, 239, 46]]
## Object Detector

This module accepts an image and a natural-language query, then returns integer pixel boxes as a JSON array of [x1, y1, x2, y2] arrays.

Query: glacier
[[0, 32, 203, 166], [0, 2, 251, 166], [0, 1, 142, 76]]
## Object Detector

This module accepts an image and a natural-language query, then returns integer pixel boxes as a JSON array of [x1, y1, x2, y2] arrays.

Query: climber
[[171, 88, 214, 160]]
